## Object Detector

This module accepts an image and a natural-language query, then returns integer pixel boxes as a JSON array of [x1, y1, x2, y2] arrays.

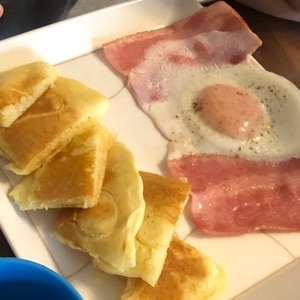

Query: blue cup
[[0, 258, 82, 300]]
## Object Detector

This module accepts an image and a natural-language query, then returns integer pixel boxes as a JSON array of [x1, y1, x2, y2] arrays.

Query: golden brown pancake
[[0, 61, 58, 127], [54, 140, 145, 272], [121, 236, 226, 300], [9, 124, 114, 210], [93, 171, 191, 286], [0, 76, 109, 175]]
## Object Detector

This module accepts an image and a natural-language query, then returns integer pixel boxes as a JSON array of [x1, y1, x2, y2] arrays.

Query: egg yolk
[[194, 84, 265, 140]]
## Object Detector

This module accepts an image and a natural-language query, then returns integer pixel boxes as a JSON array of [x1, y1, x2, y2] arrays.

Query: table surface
[[223, 0, 300, 89], [1, 0, 300, 257]]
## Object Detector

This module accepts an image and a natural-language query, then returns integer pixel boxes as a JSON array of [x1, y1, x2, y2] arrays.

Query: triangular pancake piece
[[9, 124, 114, 210], [54, 140, 145, 272], [121, 236, 226, 300], [0, 76, 109, 175], [0, 61, 58, 127], [92, 171, 190, 286]]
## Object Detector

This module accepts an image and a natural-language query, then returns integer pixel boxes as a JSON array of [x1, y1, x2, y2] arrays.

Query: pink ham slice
[[168, 155, 300, 235], [103, 1, 262, 76]]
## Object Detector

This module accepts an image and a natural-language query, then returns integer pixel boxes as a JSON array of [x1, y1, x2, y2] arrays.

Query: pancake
[[54, 140, 145, 272], [0, 61, 58, 127], [0, 76, 109, 175], [9, 124, 114, 210], [92, 171, 190, 286], [121, 236, 226, 300]]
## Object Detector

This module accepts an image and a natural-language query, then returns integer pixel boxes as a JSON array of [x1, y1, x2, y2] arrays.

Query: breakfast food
[[146, 62, 300, 162], [103, 1, 262, 76], [0, 76, 109, 175], [54, 140, 145, 273], [137, 45, 300, 235], [1, 57, 226, 300], [0, 61, 58, 127], [103, 1, 300, 235], [93, 171, 190, 286], [9, 124, 114, 210], [121, 236, 226, 300], [170, 154, 300, 235]]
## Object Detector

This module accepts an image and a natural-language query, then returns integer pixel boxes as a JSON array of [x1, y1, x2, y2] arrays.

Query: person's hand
[[0, 4, 4, 18]]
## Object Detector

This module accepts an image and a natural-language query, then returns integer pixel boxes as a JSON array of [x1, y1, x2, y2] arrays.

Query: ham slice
[[103, 1, 262, 76], [127, 30, 261, 108], [168, 155, 300, 235]]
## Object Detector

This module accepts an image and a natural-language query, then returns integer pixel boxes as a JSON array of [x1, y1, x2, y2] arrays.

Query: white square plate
[[0, 0, 300, 299]]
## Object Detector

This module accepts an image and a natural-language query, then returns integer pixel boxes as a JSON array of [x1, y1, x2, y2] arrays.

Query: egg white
[[142, 62, 300, 161]]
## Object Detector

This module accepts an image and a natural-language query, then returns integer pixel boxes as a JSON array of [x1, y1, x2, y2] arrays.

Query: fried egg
[[144, 62, 300, 162]]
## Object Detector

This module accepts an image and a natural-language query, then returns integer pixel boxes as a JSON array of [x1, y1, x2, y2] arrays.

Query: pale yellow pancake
[[0, 77, 109, 175], [121, 236, 226, 300], [9, 124, 114, 210], [93, 171, 190, 286], [54, 140, 145, 272], [0, 61, 58, 127]]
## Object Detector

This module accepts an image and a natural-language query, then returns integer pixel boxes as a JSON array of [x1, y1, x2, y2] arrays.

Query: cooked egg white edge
[[145, 62, 300, 161]]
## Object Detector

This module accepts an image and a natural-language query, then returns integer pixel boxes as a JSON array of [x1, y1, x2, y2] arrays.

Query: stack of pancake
[[1, 61, 226, 300]]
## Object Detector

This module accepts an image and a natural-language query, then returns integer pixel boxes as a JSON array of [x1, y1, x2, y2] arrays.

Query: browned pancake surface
[[0, 77, 108, 174], [121, 236, 226, 300]]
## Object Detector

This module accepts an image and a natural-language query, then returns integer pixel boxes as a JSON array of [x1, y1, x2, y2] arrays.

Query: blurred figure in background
[[0, 0, 77, 40], [0, 0, 299, 40], [235, 0, 300, 22]]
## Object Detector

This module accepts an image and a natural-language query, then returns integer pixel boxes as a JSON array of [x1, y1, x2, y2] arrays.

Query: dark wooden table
[[1, 0, 300, 257], [223, 0, 300, 88], [0, 229, 14, 257]]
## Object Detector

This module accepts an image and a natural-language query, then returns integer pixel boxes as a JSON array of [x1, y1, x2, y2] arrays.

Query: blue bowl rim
[[0, 257, 82, 299]]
